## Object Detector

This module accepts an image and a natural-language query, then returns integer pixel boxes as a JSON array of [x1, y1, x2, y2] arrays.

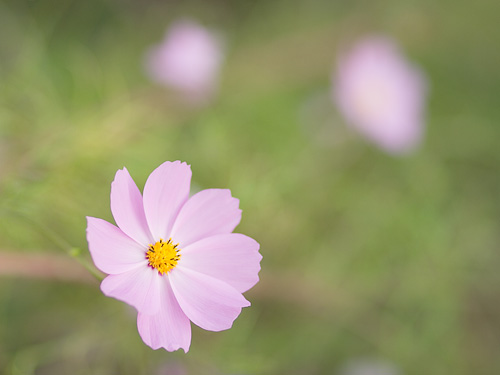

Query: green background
[[0, 0, 499, 374]]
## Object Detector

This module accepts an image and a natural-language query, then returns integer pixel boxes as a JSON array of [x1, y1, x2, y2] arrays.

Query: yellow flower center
[[146, 238, 181, 275]]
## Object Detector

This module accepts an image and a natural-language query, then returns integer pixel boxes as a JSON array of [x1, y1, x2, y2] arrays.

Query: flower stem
[[4, 208, 103, 282]]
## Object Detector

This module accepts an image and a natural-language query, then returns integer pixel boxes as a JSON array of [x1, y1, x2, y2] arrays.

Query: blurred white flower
[[333, 36, 428, 154], [145, 20, 223, 103], [338, 357, 401, 375]]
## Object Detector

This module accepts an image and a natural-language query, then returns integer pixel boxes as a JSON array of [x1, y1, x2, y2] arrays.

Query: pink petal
[[170, 189, 241, 248], [333, 36, 427, 154], [100, 265, 162, 315], [181, 234, 261, 293], [137, 278, 191, 352], [145, 20, 223, 103], [111, 167, 153, 247], [169, 266, 250, 332], [143, 161, 192, 241], [86, 217, 147, 275]]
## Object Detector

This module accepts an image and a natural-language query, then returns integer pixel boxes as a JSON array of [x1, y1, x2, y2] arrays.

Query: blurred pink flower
[[145, 20, 223, 102], [333, 36, 428, 154], [86, 161, 261, 352]]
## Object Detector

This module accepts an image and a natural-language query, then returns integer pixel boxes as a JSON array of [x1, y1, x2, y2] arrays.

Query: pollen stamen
[[146, 238, 181, 275]]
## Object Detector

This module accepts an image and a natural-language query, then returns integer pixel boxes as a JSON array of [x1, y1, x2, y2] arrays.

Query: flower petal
[[111, 167, 153, 247], [137, 278, 191, 352], [143, 161, 192, 241], [181, 234, 261, 293], [169, 266, 250, 332], [86, 217, 147, 275], [100, 265, 162, 315], [170, 189, 241, 248]]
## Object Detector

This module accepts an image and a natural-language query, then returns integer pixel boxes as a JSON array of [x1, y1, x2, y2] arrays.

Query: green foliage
[[1, 0, 499, 374]]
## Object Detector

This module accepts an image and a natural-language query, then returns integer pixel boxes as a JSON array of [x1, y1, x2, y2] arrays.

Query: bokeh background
[[1, 0, 500, 374]]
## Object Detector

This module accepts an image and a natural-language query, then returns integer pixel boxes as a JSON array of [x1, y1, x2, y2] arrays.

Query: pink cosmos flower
[[86, 161, 261, 352], [333, 36, 428, 154], [145, 20, 223, 102]]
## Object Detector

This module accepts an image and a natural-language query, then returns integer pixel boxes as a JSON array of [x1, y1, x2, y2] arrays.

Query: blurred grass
[[1, 0, 500, 374]]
